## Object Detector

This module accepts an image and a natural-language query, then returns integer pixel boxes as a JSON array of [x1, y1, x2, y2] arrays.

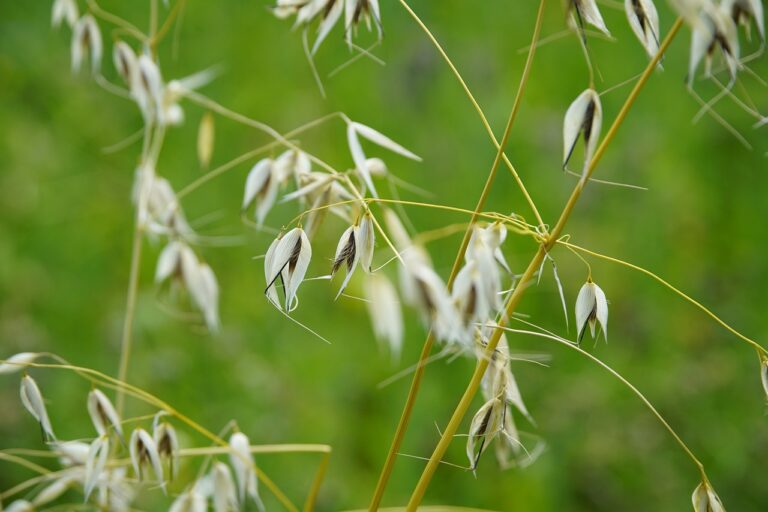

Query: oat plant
[[2, 0, 767, 510]]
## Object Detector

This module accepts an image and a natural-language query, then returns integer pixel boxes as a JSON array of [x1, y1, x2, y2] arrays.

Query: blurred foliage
[[1, 1, 767, 510]]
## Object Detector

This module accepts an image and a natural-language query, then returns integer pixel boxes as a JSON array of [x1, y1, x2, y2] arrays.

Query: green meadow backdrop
[[1, 1, 767, 510]]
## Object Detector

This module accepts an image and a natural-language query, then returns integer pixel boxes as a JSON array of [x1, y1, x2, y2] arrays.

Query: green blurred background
[[1, 1, 767, 510]]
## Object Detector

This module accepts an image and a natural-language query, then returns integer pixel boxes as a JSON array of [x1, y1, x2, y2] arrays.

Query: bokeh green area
[[1, 1, 767, 510]]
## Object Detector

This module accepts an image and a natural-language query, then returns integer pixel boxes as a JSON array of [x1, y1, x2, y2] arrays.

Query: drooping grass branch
[[494, 325, 706, 477], [369, 1, 547, 507], [403, 18, 685, 510], [559, 240, 768, 356]]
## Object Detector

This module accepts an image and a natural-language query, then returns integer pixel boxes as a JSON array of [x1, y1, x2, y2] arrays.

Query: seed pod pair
[[87, 389, 123, 438], [264, 227, 313, 312], [332, 212, 375, 298], [20, 375, 55, 441], [569, 0, 611, 38], [563, 89, 603, 177], [625, 0, 662, 59], [575, 279, 609, 342], [153, 419, 180, 480], [51, 0, 78, 28], [71, 15, 102, 75], [130, 428, 165, 490]]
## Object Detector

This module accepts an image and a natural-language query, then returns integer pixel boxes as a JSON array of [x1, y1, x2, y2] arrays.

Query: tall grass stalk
[[400, 16, 686, 511]]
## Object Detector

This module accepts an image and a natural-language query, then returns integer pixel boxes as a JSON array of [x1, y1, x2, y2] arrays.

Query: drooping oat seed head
[[51, 0, 78, 28], [20, 374, 55, 441], [113, 41, 140, 97], [574, 279, 609, 342], [129, 428, 165, 489], [406, 253, 461, 345], [87, 389, 123, 438], [364, 272, 404, 359], [466, 396, 505, 471], [228, 432, 265, 512], [71, 15, 102, 75], [563, 88, 603, 177], [625, 0, 662, 58], [243, 158, 278, 227], [357, 211, 375, 273], [265, 227, 312, 312], [332, 224, 359, 298], [0, 352, 39, 374], [692, 480, 726, 511], [212, 461, 239, 512], [153, 421, 180, 480], [569, 0, 611, 37]]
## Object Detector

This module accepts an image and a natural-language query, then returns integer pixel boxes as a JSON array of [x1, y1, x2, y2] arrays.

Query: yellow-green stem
[[405, 18, 684, 510], [115, 217, 143, 416], [368, 1, 547, 508]]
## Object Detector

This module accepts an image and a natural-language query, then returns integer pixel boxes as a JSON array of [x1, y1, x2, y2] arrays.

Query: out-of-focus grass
[[1, 1, 767, 510]]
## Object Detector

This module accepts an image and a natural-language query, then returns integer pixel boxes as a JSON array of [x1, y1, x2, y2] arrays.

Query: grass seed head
[[563, 88, 603, 177], [243, 158, 278, 226], [0, 352, 39, 374], [229, 432, 264, 511], [625, 0, 662, 58], [570, 0, 611, 36], [692, 481, 726, 511], [266, 227, 312, 312], [51, 0, 78, 29], [575, 279, 609, 342], [20, 374, 55, 441], [212, 461, 239, 512], [71, 15, 102, 75], [153, 421, 180, 479], [129, 428, 165, 489], [87, 389, 123, 438], [365, 272, 404, 360]]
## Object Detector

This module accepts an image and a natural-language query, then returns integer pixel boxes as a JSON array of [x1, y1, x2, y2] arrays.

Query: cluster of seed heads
[[2, 359, 266, 511]]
